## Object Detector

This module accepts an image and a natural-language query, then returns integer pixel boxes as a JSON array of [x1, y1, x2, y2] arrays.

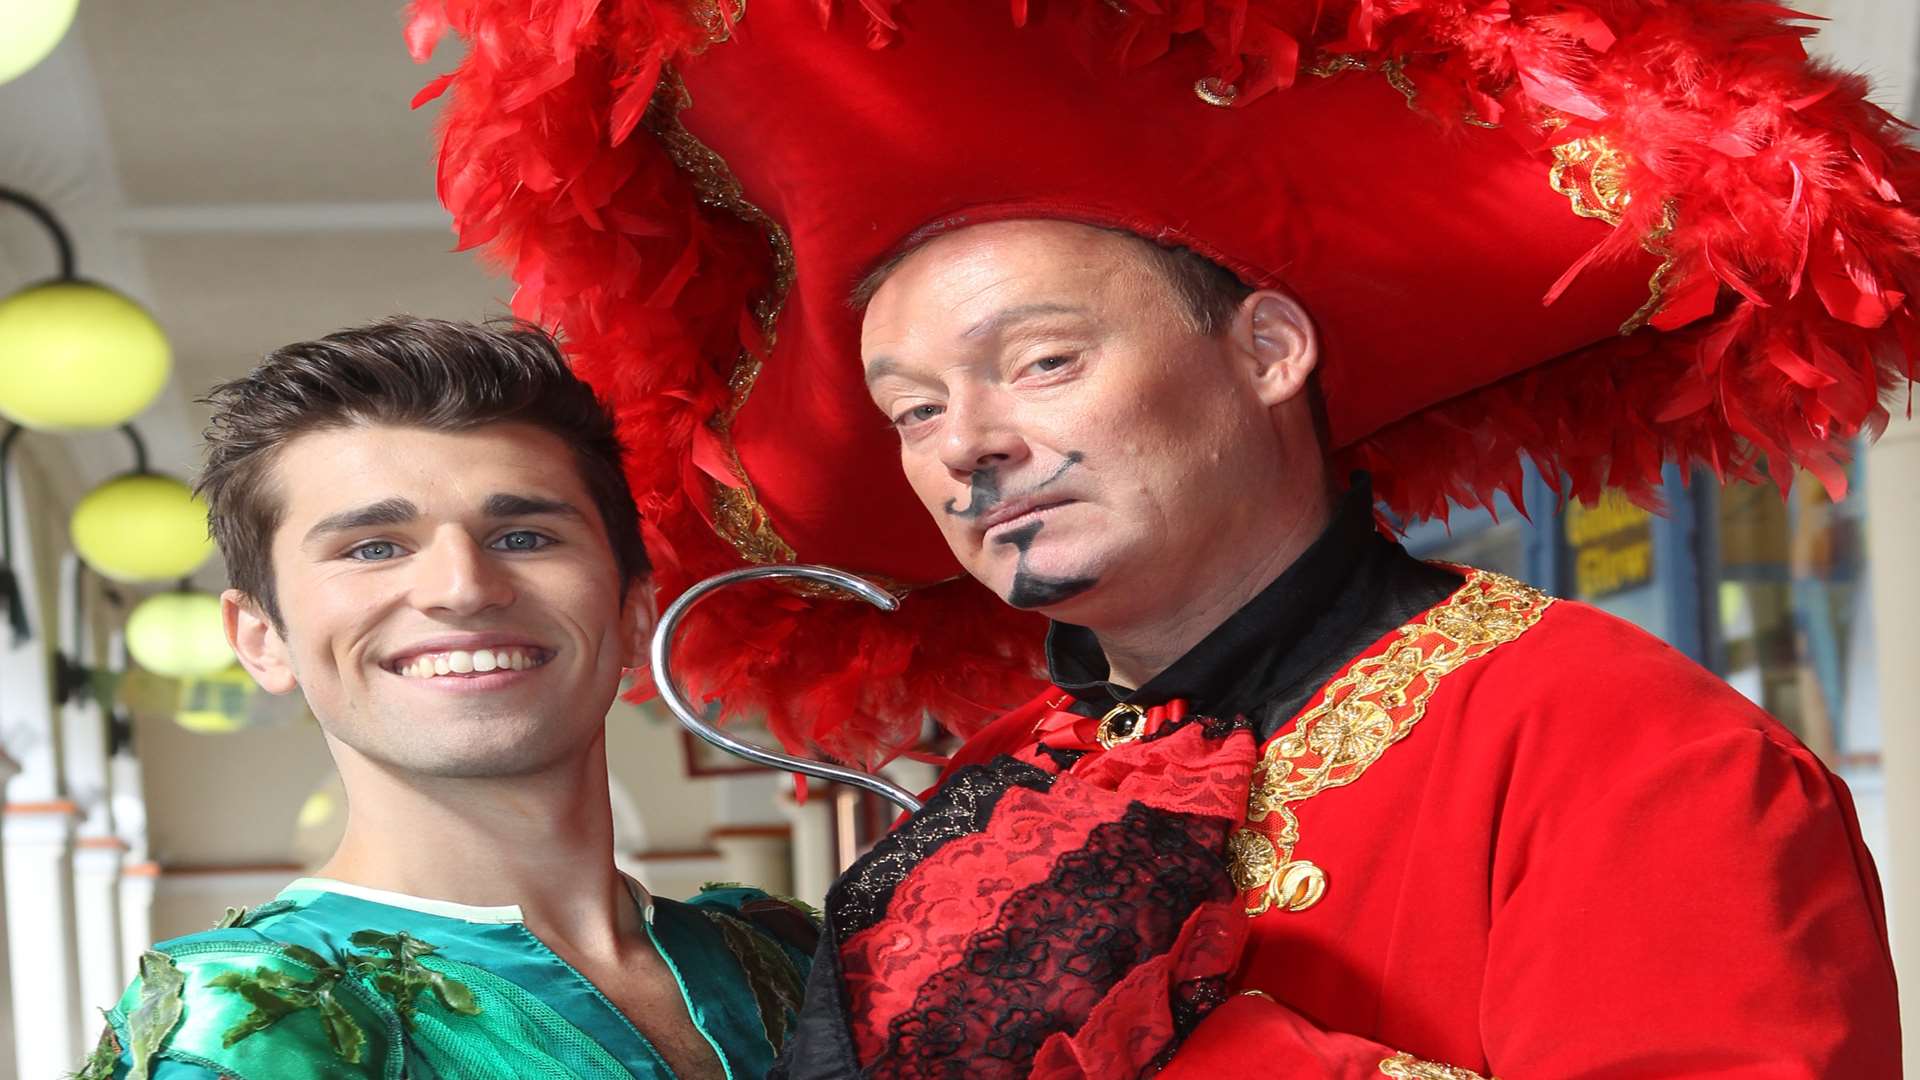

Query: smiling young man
[[416, 3, 1915, 1077], [77, 318, 811, 1080]]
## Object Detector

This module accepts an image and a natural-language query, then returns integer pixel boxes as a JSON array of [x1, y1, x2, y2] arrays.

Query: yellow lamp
[[0, 281, 171, 430], [174, 664, 255, 735], [126, 590, 233, 679], [70, 473, 214, 583], [0, 0, 79, 86]]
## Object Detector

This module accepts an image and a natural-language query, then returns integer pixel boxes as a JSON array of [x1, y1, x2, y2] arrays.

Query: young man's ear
[[620, 576, 660, 677], [223, 589, 298, 694], [1230, 289, 1320, 408]]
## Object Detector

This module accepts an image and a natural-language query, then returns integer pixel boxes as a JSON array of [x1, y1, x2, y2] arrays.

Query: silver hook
[[648, 564, 926, 813]]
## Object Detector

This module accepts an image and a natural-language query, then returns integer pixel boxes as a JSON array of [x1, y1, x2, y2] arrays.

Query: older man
[[416, 1, 1912, 1075]]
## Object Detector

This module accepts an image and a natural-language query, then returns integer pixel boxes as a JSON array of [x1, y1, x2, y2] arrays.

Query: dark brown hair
[[198, 316, 649, 625], [851, 225, 1256, 334]]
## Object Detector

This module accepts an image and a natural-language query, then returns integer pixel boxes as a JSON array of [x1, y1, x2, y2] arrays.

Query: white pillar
[[777, 786, 838, 910], [118, 862, 156, 984], [5, 803, 85, 1075], [1865, 412, 1920, 1055], [73, 839, 126, 1018]]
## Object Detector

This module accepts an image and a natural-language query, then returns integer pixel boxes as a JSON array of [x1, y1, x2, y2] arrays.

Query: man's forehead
[[268, 422, 586, 525], [863, 221, 1159, 344]]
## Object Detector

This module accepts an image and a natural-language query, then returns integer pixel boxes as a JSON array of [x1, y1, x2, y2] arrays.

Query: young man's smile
[[234, 420, 649, 779]]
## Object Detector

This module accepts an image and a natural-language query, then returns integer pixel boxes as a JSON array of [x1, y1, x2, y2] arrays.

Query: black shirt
[[1045, 478, 1461, 740]]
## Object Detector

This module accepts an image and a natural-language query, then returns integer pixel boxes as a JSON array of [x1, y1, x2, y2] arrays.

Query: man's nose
[[938, 391, 1028, 479], [410, 529, 514, 616]]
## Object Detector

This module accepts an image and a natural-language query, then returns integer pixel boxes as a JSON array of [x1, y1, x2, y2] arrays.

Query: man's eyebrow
[[302, 497, 419, 546], [482, 492, 587, 521], [864, 356, 906, 387], [962, 302, 1087, 340]]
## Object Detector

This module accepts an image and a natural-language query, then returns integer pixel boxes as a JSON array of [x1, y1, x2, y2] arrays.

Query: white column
[[777, 786, 838, 910], [118, 862, 156, 984], [111, 748, 153, 979], [5, 803, 86, 1075], [1865, 412, 1920, 1054], [73, 839, 126, 1018], [64, 601, 124, 1027], [0, 751, 23, 1075]]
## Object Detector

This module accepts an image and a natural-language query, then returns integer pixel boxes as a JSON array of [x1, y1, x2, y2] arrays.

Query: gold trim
[[1194, 77, 1239, 107], [1231, 570, 1552, 917], [1546, 130, 1682, 334], [1548, 135, 1630, 227], [1621, 198, 1680, 335], [645, 68, 800, 567], [691, 0, 746, 43], [1379, 1052, 1493, 1080], [1304, 53, 1498, 128]]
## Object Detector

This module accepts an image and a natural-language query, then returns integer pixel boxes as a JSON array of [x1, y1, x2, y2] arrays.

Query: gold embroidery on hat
[[1230, 569, 1551, 917], [647, 69, 800, 569], [691, 0, 746, 44], [1195, 77, 1239, 107], [1304, 53, 1498, 127], [1378, 1052, 1493, 1080], [1547, 131, 1683, 334]]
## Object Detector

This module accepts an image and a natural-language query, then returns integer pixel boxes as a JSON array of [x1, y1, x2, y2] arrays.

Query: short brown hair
[[198, 316, 649, 626], [851, 225, 1255, 335]]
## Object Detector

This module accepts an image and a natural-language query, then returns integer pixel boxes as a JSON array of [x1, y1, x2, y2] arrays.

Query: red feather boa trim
[[408, 0, 1918, 764]]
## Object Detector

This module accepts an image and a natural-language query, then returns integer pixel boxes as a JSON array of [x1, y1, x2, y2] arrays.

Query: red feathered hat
[[407, 0, 1920, 764]]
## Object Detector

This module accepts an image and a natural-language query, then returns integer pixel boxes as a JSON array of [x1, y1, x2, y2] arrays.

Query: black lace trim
[[827, 758, 1055, 938], [870, 801, 1234, 1078]]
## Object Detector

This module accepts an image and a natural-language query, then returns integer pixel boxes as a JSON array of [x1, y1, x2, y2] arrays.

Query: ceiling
[[0, 0, 506, 518]]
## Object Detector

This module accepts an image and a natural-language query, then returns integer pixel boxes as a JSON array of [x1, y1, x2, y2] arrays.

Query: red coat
[[946, 571, 1900, 1077], [788, 569, 1898, 1078]]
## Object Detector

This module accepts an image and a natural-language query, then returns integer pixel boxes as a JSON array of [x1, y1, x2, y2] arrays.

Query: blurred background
[[0, 1, 1914, 1077]]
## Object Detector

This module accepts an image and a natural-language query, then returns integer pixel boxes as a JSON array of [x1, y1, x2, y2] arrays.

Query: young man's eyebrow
[[482, 493, 587, 521], [302, 497, 419, 546]]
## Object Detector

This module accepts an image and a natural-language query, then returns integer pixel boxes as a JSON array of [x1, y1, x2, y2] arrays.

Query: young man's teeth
[[401, 648, 539, 678]]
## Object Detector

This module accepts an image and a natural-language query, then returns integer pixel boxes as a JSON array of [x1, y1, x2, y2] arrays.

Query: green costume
[[76, 877, 813, 1079]]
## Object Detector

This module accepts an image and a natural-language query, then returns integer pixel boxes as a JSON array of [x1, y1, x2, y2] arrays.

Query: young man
[[414, 2, 1913, 1075], [78, 318, 811, 1080]]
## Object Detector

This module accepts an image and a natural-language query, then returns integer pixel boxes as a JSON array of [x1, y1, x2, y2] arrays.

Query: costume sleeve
[[1165, 728, 1900, 1078], [1478, 727, 1898, 1077], [80, 945, 399, 1080]]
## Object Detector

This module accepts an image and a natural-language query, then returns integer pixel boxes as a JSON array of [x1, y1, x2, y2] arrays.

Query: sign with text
[[1565, 491, 1654, 599]]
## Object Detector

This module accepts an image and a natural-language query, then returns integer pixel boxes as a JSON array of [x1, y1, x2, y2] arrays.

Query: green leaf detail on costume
[[127, 951, 186, 1080], [205, 952, 367, 1064], [706, 911, 806, 1052], [346, 930, 482, 1029], [69, 1022, 119, 1080]]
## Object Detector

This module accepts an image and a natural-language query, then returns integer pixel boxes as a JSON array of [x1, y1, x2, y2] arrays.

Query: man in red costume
[[411, 1, 1913, 1074]]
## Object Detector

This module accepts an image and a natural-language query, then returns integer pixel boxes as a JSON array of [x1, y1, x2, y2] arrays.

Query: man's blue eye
[[1032, 355, 1072, 372], [350, 541, 398, 561], [894, 404, 943, 428], [494, 531, 551, 551]]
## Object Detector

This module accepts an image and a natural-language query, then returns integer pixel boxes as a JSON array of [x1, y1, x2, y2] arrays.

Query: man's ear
[[619, 576, 660, 677], [223, 589, 298, 695], [1228, 290, 1319, 408]]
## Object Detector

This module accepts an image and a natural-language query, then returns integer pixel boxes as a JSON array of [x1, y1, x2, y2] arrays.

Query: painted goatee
[[994, 520, 1097, 609]]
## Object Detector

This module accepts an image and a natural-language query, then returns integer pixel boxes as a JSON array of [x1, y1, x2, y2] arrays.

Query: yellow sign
[[1565, 491, 1654, 599]]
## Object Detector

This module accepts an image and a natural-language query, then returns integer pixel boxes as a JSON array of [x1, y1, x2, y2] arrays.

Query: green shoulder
[[80, 926, 405, 1080], [685, 884, 818, 1055]]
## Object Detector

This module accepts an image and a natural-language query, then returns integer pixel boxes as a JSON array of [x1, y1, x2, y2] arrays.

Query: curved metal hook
[[649, 564, 925, 813]]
